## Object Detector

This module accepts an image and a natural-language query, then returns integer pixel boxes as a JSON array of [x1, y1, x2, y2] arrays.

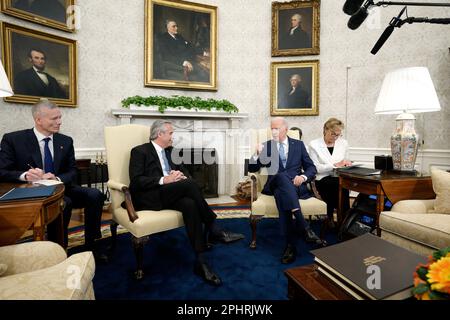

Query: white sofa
[[380, 199, 450, 256], [0, 241, 95, 300]]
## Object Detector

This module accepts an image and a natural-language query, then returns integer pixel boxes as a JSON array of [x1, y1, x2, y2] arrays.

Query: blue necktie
[[43, 137, 54, 174], [279, 142, 287, 168], [161, 149, 171, 174]]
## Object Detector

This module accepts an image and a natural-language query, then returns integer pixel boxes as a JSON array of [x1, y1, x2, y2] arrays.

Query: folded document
[[0, 185, 56, 201]]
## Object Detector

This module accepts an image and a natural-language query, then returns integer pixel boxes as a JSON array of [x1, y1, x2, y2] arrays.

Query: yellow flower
[[427, 256, 450, 294]]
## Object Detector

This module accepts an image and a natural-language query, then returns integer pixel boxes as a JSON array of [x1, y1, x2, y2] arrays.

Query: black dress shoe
[[210, 230, 245, 244], [281, 244, 297, 264], [194, 261, 222, 286], [305, 228, 327, 246], [93, 251, 109, 264]]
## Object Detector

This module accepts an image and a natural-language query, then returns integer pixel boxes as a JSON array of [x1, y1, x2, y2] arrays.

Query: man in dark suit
[[0, 99, 107, 262], [248, 117, 322, 264], [280, 74, 311, 109], [155, 20, 208, 82], [279, 13, 311, 50], [14, 49, 68, 99], [129, 120, 244, 286]]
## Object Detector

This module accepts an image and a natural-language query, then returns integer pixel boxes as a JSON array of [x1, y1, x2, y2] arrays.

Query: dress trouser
[[316, 175, 350, 219], [160, 179, 217, 253], [268, 172, 310, 245], [47, 185, 104, 248]]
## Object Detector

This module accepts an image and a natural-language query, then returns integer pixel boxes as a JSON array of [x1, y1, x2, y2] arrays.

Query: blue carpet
[[76, 218, 337, 300]]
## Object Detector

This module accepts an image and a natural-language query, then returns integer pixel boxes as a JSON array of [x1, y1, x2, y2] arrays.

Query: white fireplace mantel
[[111, 108, 248, 128]]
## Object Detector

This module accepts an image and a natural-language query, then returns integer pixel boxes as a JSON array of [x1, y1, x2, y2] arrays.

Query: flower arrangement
[[412, 246, 450, 300]]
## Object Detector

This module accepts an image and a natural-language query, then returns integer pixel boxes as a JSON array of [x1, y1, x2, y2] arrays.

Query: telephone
[[338, 194, 392, 241]]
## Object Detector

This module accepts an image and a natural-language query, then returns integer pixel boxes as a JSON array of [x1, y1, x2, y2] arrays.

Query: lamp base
[[390, 113, 418, 172]]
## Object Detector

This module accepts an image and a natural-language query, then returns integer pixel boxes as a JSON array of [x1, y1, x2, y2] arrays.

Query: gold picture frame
[[271, 60, 319, 116], [1, 22, 77, 107], [145, 0, 217, 91], [272, 0, 320, 57], [1, 0, 76, 33]]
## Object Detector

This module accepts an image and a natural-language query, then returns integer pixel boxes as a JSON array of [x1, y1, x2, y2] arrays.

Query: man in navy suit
[[248, 117, 322, 264], [0, 99, 106, 262], [14, 49, 67, 99]]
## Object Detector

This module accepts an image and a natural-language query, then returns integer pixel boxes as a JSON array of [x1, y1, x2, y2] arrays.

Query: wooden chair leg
[[132, 235, 148, 280], [249, 215, 263, 249]]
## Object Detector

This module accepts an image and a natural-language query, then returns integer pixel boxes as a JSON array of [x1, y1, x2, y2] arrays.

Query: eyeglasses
[[328, 130, 342, 138]]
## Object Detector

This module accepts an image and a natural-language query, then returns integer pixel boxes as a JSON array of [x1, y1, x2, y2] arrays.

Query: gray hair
[[290, 74, 301, 81], [292, 13, 302, 22], [272, 117, 289, 129], [31, 98, 58, 119], [150, 120, 172, 140]]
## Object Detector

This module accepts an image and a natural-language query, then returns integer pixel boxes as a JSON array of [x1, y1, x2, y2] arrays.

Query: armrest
[[107, 180, 139, 223], [390, 199, 435, 214], [307, 177, 323, 201], [0, 251, 95, 300], [249, 173, 258, 202], [0, 241, 67, 276]]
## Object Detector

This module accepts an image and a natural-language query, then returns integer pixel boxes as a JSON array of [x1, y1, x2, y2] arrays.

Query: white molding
[[349, 147, 450, 173]]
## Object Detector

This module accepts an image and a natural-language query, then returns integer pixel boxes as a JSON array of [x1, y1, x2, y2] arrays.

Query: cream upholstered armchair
[[248, 129, 327, 249], [104, 124, 184, 280], [0, 241, 95, 300]]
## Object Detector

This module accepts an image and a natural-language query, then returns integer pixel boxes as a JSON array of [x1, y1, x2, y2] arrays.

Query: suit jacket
[[0, 129, 77, 185], [280, 27, 311, 49], [14, 68, 67, 99], [282, 86, 311, 109], [157, 33, 195, 69], [129, 142, 190, 211], [308, 137, 349, 180], [248, 137, 317, 199]]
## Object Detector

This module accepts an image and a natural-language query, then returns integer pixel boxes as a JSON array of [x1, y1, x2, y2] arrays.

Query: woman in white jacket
[[308, 118, 352, 227]]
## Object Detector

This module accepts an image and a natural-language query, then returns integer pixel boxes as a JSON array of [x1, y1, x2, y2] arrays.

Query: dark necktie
[[279, 142, 287, 168], [43, 137, 54, 174], [161, 149, 171, 174]]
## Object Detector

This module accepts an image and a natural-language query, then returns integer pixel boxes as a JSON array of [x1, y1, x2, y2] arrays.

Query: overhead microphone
[[347, 0, 374, 30], [343, 0, 365, 16], [371, 6, 407, 55]]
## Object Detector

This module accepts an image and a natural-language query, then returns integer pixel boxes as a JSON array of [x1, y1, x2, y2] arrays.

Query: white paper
[[32, 179, 63, 186]]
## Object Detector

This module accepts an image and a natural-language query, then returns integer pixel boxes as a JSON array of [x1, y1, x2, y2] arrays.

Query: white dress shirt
[[20, 128, 54, 181], [152, 141, 169, 185]]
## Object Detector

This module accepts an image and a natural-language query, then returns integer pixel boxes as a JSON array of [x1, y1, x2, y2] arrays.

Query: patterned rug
[[67, 205, 251, 249]]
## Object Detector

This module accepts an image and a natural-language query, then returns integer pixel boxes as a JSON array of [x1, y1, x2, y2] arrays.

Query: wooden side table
[[337, 171, 435, 235], [284, 264, 353, 300], [0, 183, 65, 247]]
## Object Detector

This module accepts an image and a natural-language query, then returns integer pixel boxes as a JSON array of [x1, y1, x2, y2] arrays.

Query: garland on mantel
[[121, 95, 239, 113]]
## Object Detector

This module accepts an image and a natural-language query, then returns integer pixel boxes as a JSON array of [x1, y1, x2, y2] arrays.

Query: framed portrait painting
[[1, 22, 77, 107], [272, 0, 320, 57], [1, 0, 76, 33], [145, 0, 217, 91], [271, 60, 319, 116]]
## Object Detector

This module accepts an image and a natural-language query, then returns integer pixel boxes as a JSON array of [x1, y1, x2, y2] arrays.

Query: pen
[[27, 163, 34, 169]]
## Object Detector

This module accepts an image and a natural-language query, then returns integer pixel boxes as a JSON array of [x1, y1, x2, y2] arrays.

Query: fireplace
[[173, 148, 218, 198]]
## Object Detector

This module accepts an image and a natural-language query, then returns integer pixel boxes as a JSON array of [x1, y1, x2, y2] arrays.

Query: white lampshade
[[0, 60, 13, 97], [374, 67, 441, 115]]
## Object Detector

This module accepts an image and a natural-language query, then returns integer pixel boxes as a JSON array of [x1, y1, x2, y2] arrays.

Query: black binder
[[0, 186, 56, 201]]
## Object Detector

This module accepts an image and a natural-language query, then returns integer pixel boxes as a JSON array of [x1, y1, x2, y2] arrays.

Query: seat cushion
[[380, 211, 450, 250], [252, 194, 326, 218], [113, 207, 184, 238], [431, 168, 450, 214]]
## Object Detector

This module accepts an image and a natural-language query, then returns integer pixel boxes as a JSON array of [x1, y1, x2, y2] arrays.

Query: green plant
[[121, 95, 239, 113]]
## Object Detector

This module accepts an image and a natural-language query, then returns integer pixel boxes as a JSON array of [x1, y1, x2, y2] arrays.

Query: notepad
[[32, 179, 63, 186], [0, 186, 56, 201]]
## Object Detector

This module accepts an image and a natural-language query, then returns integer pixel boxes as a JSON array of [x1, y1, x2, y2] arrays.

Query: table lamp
[[374, 67, 441, 171], [0, 60, 13, 97]]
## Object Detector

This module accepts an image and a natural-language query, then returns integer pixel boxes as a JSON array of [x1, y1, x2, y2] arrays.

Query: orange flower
[[427, 257, 450, 294]]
